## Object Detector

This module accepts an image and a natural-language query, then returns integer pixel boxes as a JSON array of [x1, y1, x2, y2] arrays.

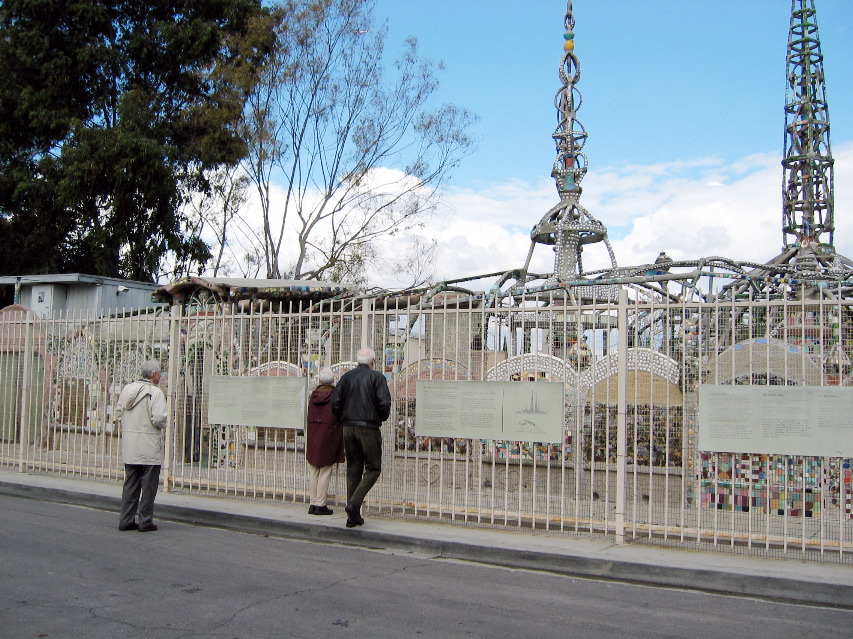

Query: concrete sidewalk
[[2, 469, 851, 609]]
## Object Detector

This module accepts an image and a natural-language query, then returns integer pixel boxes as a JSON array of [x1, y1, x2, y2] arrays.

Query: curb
[[2, 480, 850, 609]]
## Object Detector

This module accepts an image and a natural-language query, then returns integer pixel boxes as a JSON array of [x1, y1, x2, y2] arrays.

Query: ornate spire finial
[[528, 1, 617, 283], [782, 0, 834, 257], [553, 1, 585, 196]]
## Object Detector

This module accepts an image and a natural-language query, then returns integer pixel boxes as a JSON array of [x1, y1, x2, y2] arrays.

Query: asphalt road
[[2, 495, 851, 639]]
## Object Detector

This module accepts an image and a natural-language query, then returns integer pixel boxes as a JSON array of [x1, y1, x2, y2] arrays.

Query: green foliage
[[0, 0, 273, 281]]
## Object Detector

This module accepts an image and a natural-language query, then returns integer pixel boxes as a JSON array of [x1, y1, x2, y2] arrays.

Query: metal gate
[[1, 289, 851, 562]]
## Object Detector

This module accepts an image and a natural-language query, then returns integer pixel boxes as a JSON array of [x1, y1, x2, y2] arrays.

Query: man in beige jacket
[[116, 361, 168, 532]]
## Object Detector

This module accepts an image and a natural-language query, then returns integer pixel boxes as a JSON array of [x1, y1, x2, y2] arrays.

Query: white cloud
[[368, 141, 852, 290], [423, 182, 556, 277], [228, 140, 853, 290], [599, 154, 781, 269]]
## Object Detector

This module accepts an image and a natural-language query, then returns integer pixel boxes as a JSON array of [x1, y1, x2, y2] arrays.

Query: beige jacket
[[116, 380, 168, 465]]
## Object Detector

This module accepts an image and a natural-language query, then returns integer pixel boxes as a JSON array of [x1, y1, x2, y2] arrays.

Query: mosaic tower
[[527, 1, 617, 284], [708, 0, 851, 301], [781, 0, 837, 271]]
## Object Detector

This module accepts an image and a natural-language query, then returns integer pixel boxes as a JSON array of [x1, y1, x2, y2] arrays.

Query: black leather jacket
[[331, 364, 391, 429]]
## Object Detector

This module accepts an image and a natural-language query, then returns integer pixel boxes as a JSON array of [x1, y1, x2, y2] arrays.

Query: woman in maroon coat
[[306, 367, 345, 515]]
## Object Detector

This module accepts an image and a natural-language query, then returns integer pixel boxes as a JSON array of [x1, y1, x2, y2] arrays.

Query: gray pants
[[343, 426, 382, 510], [120, 464, 161, 528]]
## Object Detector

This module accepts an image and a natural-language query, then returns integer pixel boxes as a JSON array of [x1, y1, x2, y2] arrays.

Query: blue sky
[[233, 2, 852, 288], [339, 1, 853, 289], [376, 0, 852, 188]]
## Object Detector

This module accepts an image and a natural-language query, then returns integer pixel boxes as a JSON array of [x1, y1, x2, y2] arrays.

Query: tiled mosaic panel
[[491, 434, 572, 462], [700, 453, 824, 516], [830, 458, 852, 520]]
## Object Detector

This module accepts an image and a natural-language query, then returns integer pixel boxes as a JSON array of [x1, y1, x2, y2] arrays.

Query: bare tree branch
[[241, 0, 477, 285]]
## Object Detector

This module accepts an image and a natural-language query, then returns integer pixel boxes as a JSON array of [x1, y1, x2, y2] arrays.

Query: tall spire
[[782, 0, 835, 265], [528, 1, 616, 283]]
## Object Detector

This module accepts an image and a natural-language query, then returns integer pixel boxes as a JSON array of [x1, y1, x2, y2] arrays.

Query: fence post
[[361, 296, 373, 349], [17, 313, 34, 472], [615, 287, 628, 543], [164, 303, 183, 492]]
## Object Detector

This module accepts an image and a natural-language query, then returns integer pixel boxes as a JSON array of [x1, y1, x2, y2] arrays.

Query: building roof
[[0, 273, 159, 289], [153, 276, 357, 304]]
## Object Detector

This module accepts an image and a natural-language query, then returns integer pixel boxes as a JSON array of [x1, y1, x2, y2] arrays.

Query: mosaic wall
[[699, 453, 825, 516]]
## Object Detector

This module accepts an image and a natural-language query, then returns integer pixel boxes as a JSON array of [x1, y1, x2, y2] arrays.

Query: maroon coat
[[306, 384, 345, 467]]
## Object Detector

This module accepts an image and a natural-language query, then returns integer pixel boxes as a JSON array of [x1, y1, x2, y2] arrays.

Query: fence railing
[[1, 288, 851, 562]]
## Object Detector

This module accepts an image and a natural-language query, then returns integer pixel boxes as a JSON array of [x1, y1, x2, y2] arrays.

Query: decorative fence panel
[[1, 289, 851, 562]]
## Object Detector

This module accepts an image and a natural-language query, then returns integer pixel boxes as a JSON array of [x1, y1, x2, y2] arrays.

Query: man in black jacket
[[331, 347, 392, 528]]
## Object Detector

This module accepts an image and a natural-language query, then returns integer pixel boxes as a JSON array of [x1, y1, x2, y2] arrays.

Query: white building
[[0, 273, 162, 318]]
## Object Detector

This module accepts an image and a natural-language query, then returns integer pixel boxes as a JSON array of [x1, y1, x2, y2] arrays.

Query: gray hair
[[318, 367, 335, 385], [140, 360, 162, 380], [356, 347, 376, 365]]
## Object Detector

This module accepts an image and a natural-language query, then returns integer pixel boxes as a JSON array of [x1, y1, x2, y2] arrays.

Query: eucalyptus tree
[[243, 0, 477, 285], [177, 163, 258, 279], [0, 0, 273, 281]]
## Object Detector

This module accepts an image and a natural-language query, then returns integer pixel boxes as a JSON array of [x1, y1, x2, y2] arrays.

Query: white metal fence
[[1, 288, 851, 562]]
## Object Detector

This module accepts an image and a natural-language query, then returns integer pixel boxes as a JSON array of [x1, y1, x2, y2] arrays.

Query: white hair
[[140, 360, 161, 380], [356, 347, 376, 365], [318, 367, 335, 385]]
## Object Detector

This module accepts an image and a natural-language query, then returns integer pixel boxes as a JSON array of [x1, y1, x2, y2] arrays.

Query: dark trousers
[[120, 464, 161, 527], [343, 426, 382, 510]]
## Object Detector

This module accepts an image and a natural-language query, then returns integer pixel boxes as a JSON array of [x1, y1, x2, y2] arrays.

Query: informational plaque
[[207, 375, 307, 428], [416, 380, 564, 443], [698, 384, 853, 456]]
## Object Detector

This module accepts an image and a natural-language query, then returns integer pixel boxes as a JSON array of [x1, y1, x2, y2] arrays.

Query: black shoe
[[138, 524, 158, 532], [344, 503, 364, 528], [314, 505, 334, 515], [119, 522, 139, 531], [308, 505, 316, 514]]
